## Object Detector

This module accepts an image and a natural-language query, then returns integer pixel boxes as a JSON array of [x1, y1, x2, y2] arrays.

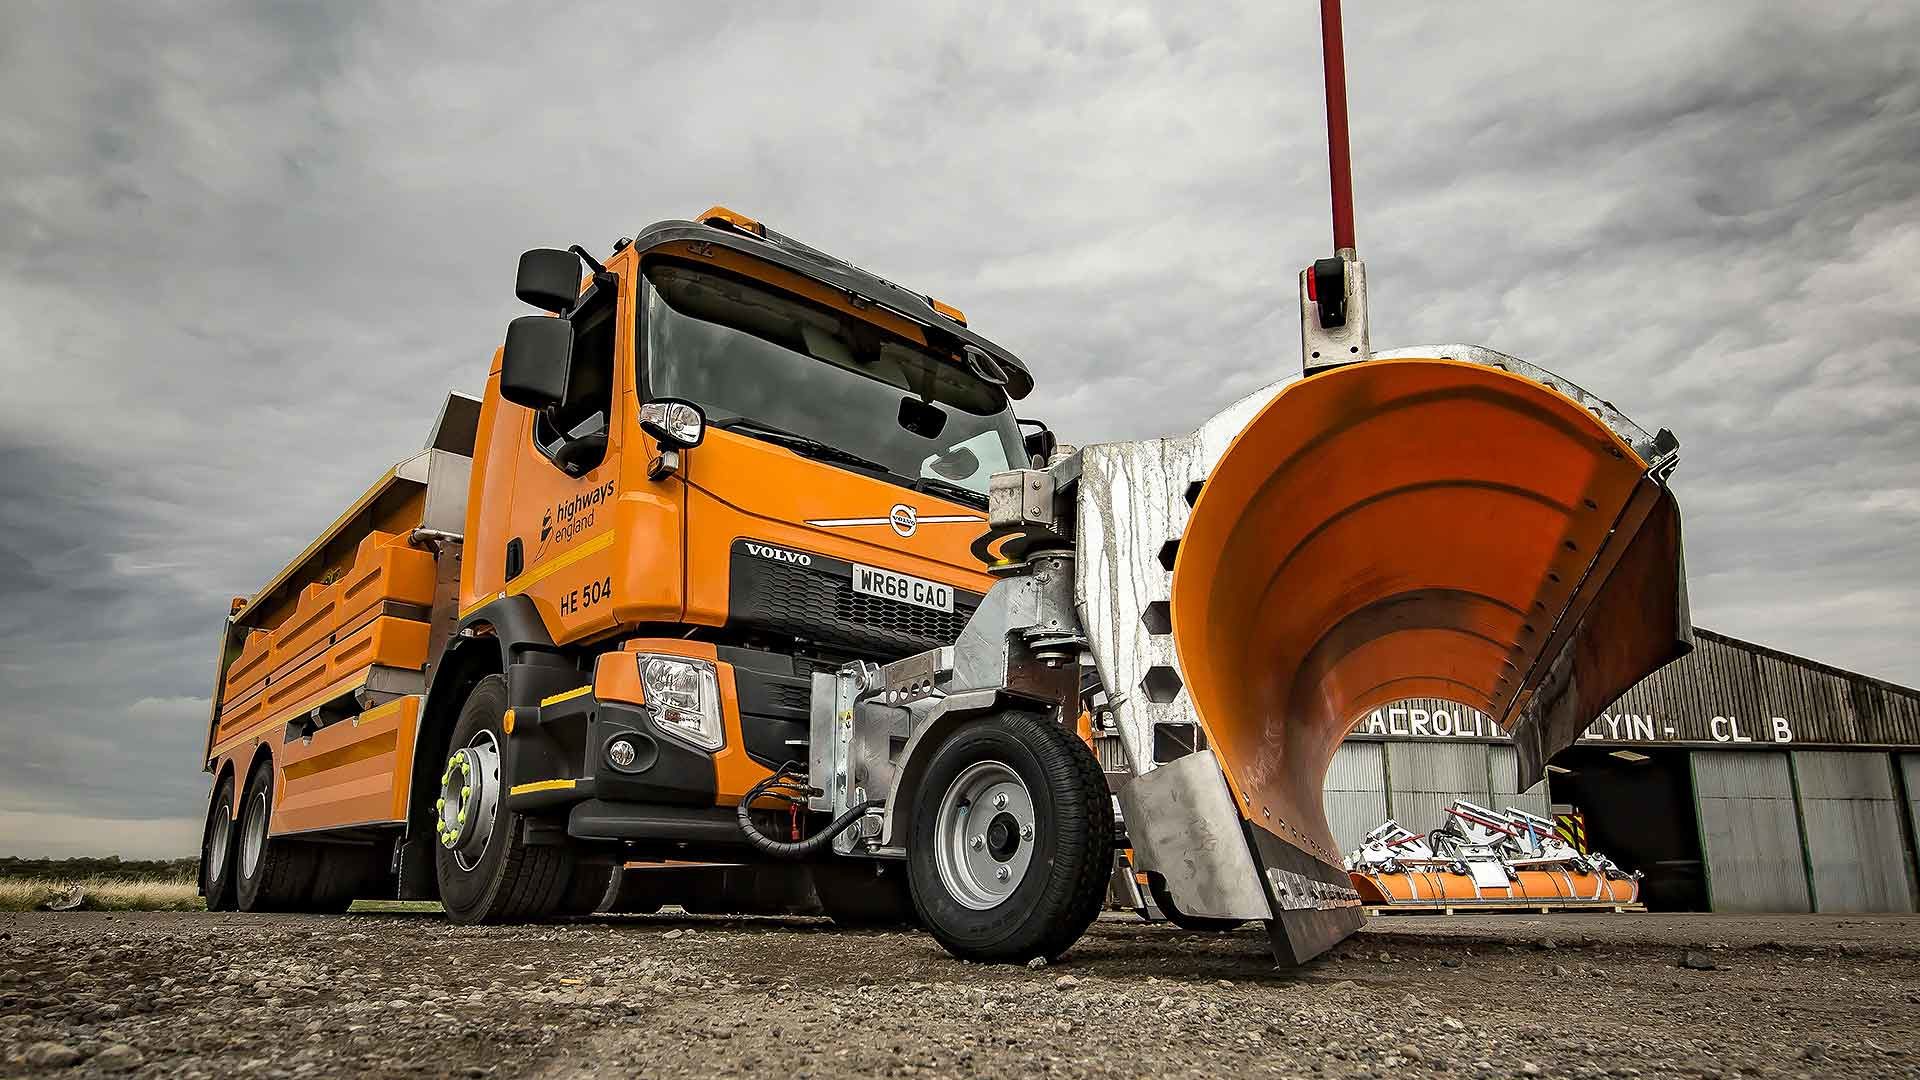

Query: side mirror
[[516, 248, 584, 314], [501, 315, 571, 411], [640, 398, 706, 449], [1018, 418, 1057, 468]]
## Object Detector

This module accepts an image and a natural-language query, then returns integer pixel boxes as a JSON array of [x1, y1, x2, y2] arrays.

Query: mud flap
[[1158, 354, 1689, 965]]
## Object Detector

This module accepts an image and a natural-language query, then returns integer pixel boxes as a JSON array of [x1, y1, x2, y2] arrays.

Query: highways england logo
[[539, 480, 615, 554]]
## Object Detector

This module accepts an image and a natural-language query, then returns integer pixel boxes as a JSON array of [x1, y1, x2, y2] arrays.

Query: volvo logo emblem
[[744, 542, 812, 566], [889, 504, 918, 537]]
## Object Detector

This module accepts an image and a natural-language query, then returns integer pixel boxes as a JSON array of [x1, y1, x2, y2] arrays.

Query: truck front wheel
[[433, 675, 580, 923], [905, 710, 1113, 963]]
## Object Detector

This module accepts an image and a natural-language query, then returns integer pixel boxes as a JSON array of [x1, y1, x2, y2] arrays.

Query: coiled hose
[[735, 762, 883, 859]]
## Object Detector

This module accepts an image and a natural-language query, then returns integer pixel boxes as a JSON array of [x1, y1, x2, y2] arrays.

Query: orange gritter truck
[[198, 199, 1689, 965], [196, 0, 1690, 971]]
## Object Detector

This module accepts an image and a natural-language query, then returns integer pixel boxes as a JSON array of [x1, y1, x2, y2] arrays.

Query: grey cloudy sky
[[2, 2, 1915, 858]]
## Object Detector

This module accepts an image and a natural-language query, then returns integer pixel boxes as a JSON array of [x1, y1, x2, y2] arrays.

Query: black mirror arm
[[568, 245, 607, 276], [1017, 417, 1058, 467]]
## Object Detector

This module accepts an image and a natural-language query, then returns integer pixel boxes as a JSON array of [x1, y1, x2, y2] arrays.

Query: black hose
[[733, 762, 884, 859], [738, 797, 882, 859]]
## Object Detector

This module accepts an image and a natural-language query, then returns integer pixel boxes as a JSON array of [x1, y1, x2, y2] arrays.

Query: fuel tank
[[1083, 345, 1688, 964]]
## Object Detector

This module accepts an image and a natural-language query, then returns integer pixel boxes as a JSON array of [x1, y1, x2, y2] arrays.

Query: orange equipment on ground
[[1346, 800, 1641, 912]]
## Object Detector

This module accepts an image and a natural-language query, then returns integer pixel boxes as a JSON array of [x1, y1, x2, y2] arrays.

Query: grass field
[[0, 875, 204, 912], [0, 876, 453, 914]]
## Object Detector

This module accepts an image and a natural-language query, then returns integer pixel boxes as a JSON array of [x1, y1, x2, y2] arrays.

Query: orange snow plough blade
[[1169, 353, 1687, 957]]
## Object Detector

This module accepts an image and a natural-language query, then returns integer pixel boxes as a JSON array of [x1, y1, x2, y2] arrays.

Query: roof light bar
[[697, 205, 765, 238], [927, 297, 968, 326]]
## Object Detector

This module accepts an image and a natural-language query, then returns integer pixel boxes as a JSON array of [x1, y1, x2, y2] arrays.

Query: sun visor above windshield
[[631, 219, 1034, 399]]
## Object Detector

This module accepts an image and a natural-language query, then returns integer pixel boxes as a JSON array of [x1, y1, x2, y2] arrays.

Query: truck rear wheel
[[905, 710, 1113, 963], [235, 760, 323, 912], [433, 675, 578, 923], [302, 845, 384, 913], [201, 772, 239, 911]]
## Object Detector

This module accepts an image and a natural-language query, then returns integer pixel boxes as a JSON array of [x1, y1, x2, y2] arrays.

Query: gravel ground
[[2, 909, 1916, 1079]]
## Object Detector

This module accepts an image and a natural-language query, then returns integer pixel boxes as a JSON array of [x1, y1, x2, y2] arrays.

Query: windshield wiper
[[914, 475, 987, 508], [712, 417, 897, 477]]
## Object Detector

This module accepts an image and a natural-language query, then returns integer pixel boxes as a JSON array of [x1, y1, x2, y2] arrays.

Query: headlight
[[639, 399, 706, 449], [636, 655, 723, 751]]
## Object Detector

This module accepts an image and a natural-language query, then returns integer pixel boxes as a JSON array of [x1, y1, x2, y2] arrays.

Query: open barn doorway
[[1547, 746, 1706, 911]]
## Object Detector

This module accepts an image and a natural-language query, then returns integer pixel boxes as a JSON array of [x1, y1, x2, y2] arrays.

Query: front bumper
[[506, 695, 718, 811], [501, 641, 818, 844]]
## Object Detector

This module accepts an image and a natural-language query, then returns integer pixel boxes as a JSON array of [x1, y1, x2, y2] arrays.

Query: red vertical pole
[[1320, 0, 1356, 257]]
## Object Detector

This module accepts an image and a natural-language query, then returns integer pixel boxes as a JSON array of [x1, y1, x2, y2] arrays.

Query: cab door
[[500, 256, 632, 644]]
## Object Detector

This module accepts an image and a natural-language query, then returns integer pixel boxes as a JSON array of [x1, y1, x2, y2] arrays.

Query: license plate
[[851, 564, 954, 613]]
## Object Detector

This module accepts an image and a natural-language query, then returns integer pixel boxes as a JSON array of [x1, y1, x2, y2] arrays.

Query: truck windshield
[[645, 263, 1025, 500]]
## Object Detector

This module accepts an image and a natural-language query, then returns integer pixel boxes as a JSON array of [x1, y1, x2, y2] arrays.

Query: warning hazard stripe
[[1553, 811, 1588, 853]]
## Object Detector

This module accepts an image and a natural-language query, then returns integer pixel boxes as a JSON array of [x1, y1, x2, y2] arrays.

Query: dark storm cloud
[[1, 1, 1915, 855]]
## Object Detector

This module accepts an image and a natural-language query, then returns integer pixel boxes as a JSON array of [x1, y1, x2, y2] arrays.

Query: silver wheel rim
[[437, 730, 502, 872], [207, 798, 232, 881], [933, 760, 1036, 911], [240, 788, 268, 877]]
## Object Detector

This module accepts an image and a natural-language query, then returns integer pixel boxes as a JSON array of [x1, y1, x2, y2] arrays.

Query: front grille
[[728, 541, 980, 660], [763, 679, 813, 712]]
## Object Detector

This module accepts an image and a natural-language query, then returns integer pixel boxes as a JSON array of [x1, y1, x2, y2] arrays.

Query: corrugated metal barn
[[1327, 628, 1920, 913]]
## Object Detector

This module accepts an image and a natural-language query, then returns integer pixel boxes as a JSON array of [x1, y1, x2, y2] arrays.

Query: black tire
[[556, 862, 615, 917], [434, 675, 577, 924], [1147, 874, 1247, 931], [300, 845, 385, 914], [602, 865, 664, 914], [906, 711, 1113, 963], [200, 772, 239, 912], [811, 862, 917, 927], [235, 760, 322, 912]]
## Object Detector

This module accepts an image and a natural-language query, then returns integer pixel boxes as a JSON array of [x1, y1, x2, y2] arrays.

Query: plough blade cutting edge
[[1084, 345, 1689, 964]]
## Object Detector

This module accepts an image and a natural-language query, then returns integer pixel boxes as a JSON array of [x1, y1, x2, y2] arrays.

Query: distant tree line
[[0, 856, 198, 881]]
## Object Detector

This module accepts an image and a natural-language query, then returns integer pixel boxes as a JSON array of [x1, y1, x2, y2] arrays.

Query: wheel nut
[[1020, 823, 1034, 841], [995, 866, 1011, 882], [461, 786, 471, 800], [969, 836, 985, 851], [435, 798, 445, 811], [993, 793, 1008, 810]]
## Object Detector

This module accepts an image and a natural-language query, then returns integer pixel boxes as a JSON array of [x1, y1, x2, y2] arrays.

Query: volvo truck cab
[[413, 209, 1054, 923]]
